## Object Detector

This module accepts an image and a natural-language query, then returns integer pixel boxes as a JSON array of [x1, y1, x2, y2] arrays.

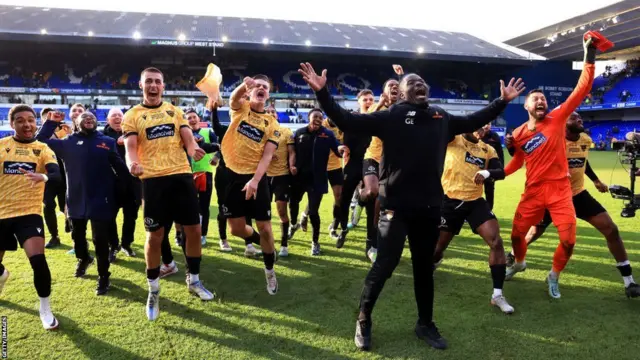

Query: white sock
[[549, 270, 560, 280], [617, 260, 631, 267], [510, 251, 514, 256], [492, 288, 503, 298], [190, 273, 199, 284], [247, 243, 255, 250], [168, 260, 176, 268], [39, 296, 50, 310], [623, 275, 635, 288], [265, 268, 274, 274], [148, 278, 160, 292]]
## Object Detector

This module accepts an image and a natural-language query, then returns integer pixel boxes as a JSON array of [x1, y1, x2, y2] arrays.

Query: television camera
[[610, 132, 640, 217]]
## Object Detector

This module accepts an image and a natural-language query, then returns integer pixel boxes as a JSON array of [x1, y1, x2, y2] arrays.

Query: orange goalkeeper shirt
[[505, 63, 595, 187]]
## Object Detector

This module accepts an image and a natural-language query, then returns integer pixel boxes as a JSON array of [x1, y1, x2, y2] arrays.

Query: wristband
[[42, 174, 49, 183], [478, 170, 490, 179]]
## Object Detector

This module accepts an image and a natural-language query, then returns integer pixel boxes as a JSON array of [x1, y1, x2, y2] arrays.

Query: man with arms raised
[[504, 37, 600, 299], [299, 62, 524, 351], [505, 112, 640, 298], [221, 75, 280, 295], [123, 67, 213, 321]]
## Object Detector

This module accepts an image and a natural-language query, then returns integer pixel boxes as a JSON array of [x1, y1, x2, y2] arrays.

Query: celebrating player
[[505, 112, 640, 298], [123, 67, 214, 321], [299, 62, 524, 351], [0, 105, 61, 330], [266, 120, 295, 257], [504, 37, 598, 299], [221, 74, 280, 295], [433, 128, 513, 314]]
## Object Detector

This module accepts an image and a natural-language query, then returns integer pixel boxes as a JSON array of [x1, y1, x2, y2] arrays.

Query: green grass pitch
[[2, 151, 639, 359]]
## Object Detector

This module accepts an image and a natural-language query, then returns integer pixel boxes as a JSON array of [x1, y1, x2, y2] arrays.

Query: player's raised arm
[[448, 78, 525, 136], [229, 77, 254, 110], [551, 37, 597, 122], [299, 62, 387, 137]]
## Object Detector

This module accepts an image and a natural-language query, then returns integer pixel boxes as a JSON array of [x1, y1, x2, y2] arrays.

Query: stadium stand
[[0, 6, 525, 60]]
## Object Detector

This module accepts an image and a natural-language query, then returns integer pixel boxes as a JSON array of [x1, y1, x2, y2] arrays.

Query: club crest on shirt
[[166, 110, 175, 117], [521, 133, 547, 155], [32, 149, 41, 156], [4, 148, 9, 153], [580, 145, 588, 151]]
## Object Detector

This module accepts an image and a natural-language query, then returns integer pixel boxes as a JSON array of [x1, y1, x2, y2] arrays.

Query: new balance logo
[[146, 124, 176, 140], [3, 161, 36, 175], [37, 227, 42, 233], [406, 111, 416, 117]]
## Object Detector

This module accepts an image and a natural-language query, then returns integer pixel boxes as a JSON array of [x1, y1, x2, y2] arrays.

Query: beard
[[80, 123, 96, 134]]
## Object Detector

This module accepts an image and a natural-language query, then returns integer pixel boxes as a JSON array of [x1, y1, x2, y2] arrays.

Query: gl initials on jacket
[[405, 111, 416, 125]]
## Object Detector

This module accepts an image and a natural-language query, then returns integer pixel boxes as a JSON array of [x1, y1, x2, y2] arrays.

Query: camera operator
[[505, 112, 640, 298]]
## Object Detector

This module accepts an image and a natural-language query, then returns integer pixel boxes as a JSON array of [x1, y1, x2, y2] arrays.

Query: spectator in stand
[[620, 90, 632, 102]]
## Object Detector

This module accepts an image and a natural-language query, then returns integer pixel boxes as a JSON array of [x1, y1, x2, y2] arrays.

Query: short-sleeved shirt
[[323, 119, 344, 171], [0, 137, 57, 219], [267, 126, 294, 177], [221, 102, 280, 175], [364, 105, 387, 163], [122, 102, 191, 180], [441, 135, 498, 201], [567, 133, 593, 196]]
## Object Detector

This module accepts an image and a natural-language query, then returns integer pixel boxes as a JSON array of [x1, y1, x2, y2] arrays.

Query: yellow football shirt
[[441, 135, 498, 201], [122, 102, 191, 180], [0, 137, 57, 219], [324, 119, 344, 171], [267, 125, 294, 177], [567, 133, 593, 196], [364, 105, 387, 163], [221, 102, 281, 175]]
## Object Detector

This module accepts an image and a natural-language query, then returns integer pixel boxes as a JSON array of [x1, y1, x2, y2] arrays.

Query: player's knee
[[557, 223, 576, 247], [602, 221, 620, 242], [487, 233, 504, 252], [256, 221, 272, 235]]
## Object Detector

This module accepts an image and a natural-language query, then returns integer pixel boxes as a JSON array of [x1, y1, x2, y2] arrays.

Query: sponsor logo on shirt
[[96, 142, 111, 150], [464, 152, 486, 168], [521, 133, 547, 154], [146, 123, 176, 140], [237, 121, 265, 143], [3, 161, 36, 175], [568, 157, 586, 168]]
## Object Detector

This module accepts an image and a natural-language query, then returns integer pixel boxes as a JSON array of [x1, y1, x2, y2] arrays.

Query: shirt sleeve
[[487, 145, 498, 161], [229, 102, 250, 125], [286, 128, 295, 145], [267, 122, 281, 148], [122, 109, 138, 137], [548, 63, 595, 126], [40, 144, 58, 168], [175, 107, 189, 129]]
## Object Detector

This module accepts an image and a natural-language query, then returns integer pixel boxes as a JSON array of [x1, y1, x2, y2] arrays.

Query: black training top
[[315, 87, 507, 210]]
